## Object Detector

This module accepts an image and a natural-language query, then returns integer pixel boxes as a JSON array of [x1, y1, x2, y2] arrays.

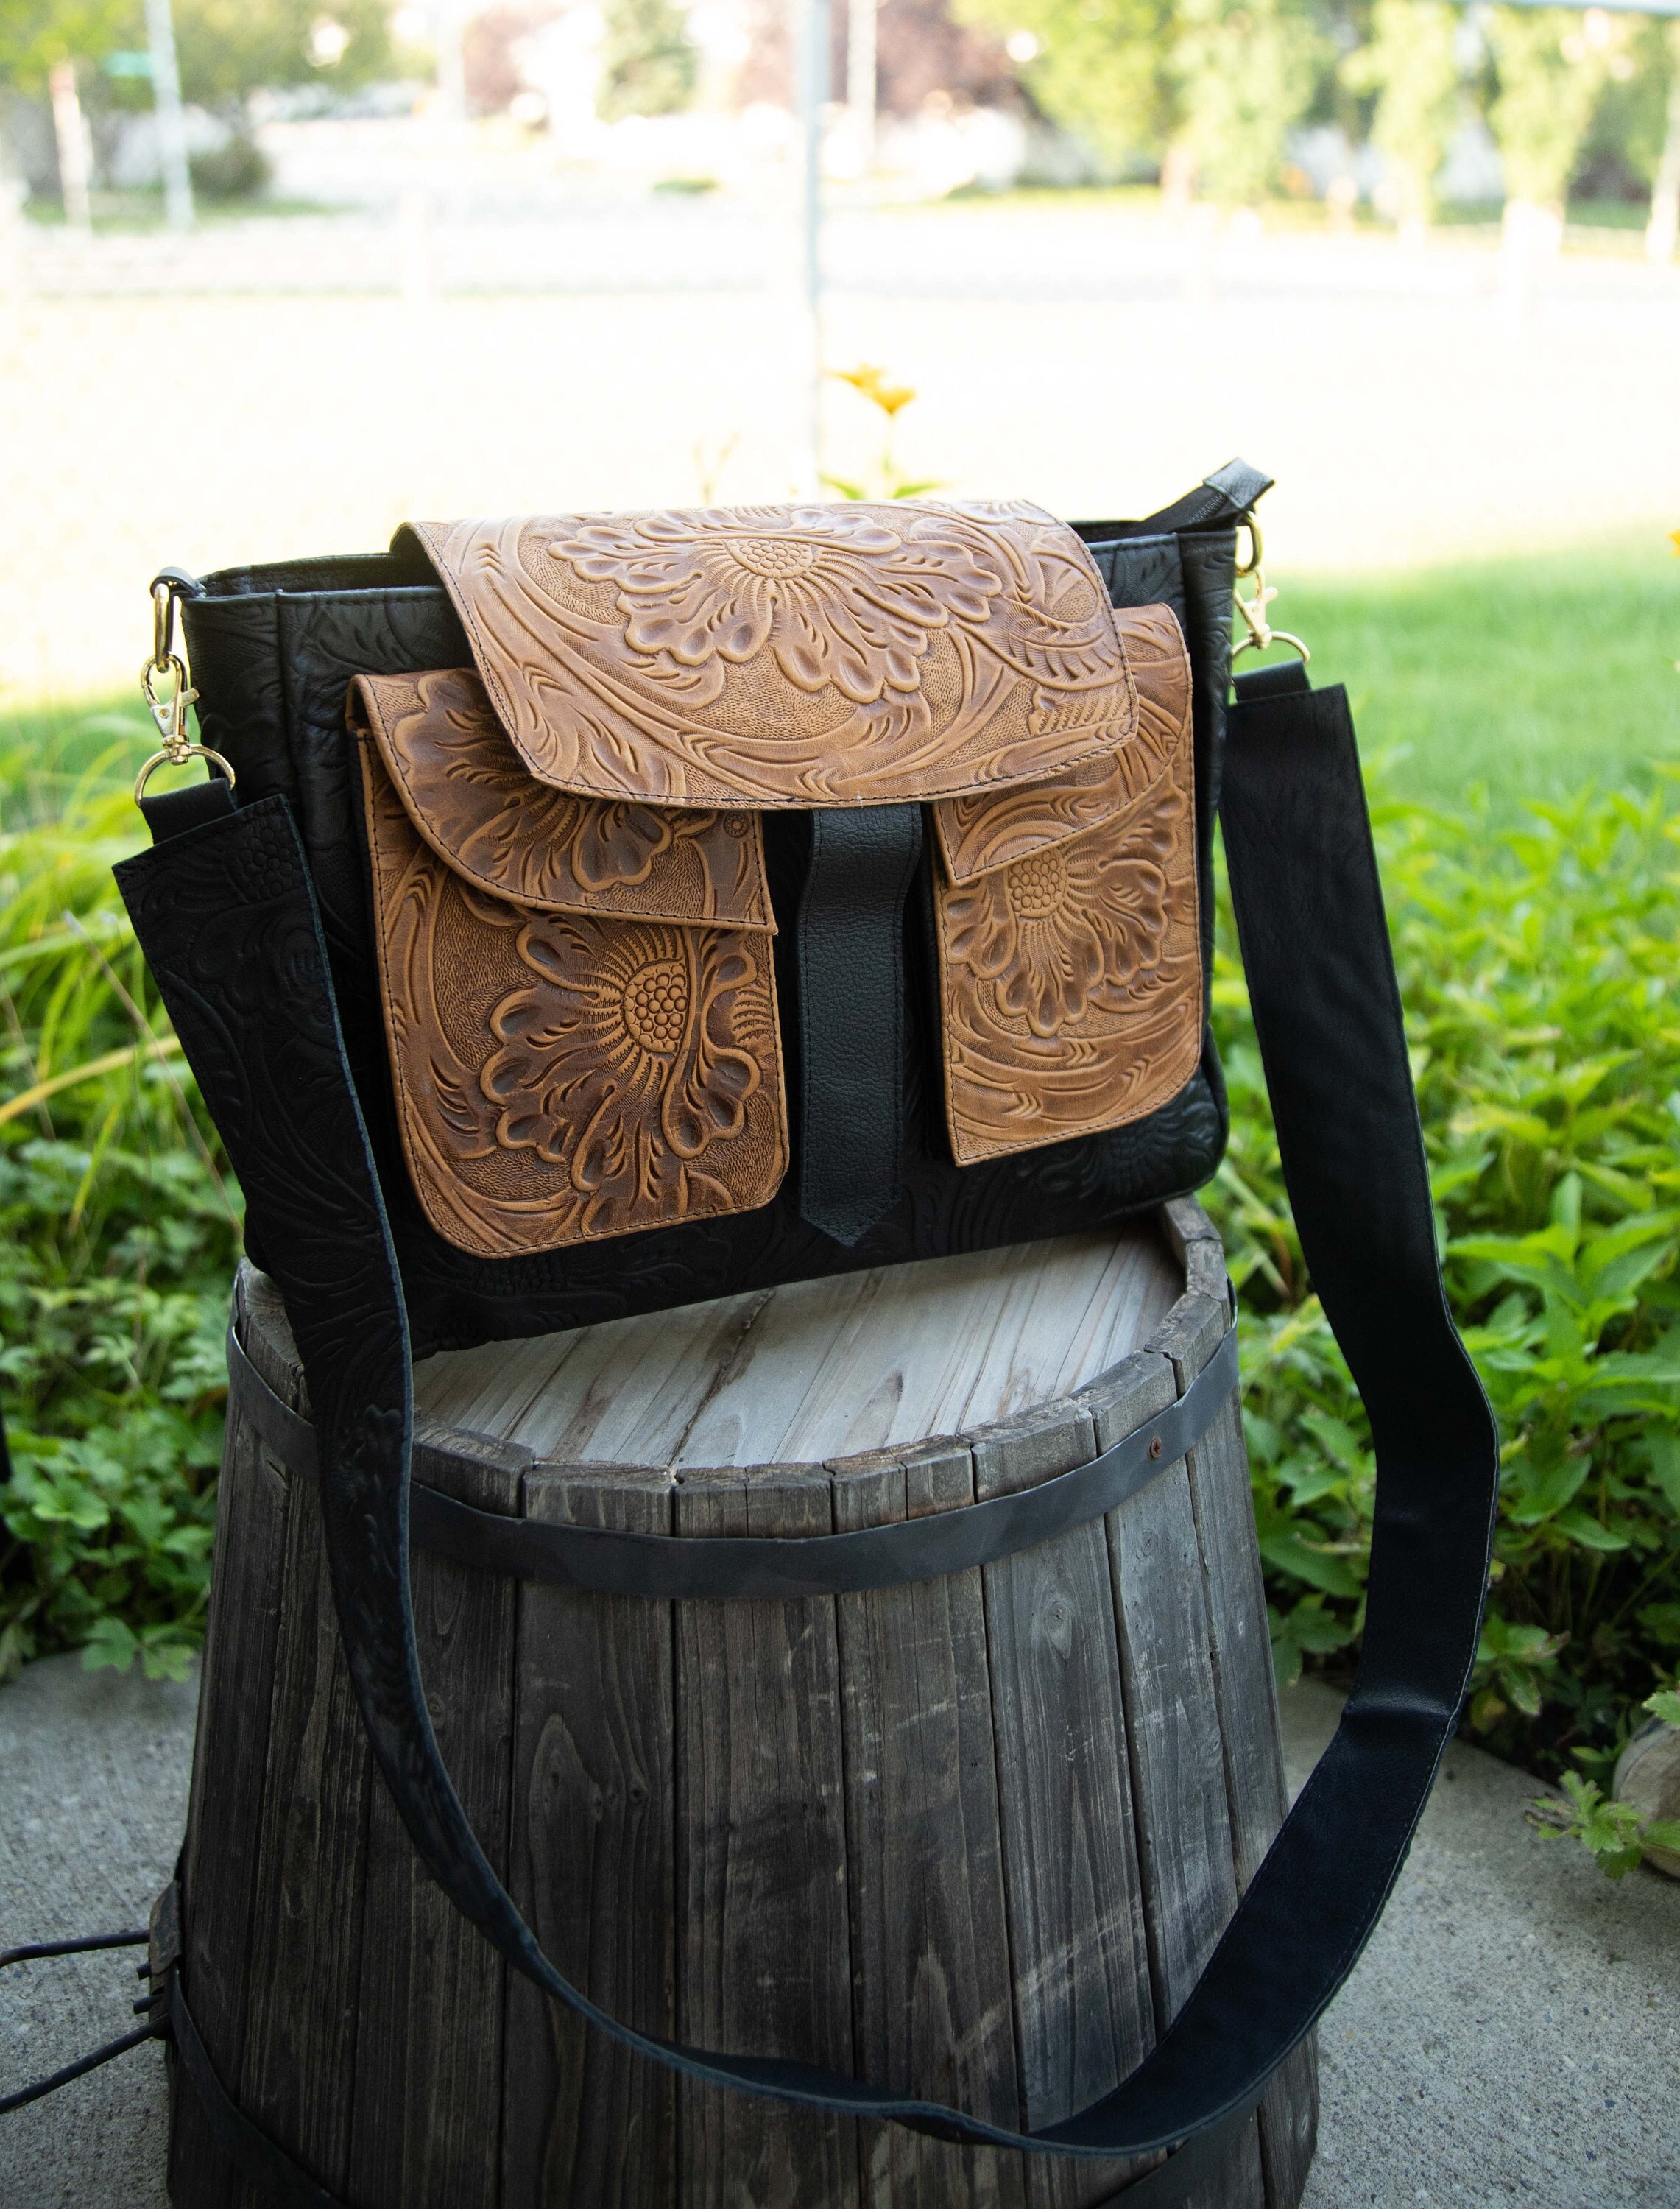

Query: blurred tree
[[956, 0, 1323, 194], [1486, 4, 1615, 231], [597, 0, 697, 117], [0, 1, 135, 89], [169, 0, 395, 108], [1573, 12, 1669, 201], [1172, 0, 1323, 204], [952, 0, 1175, 173], [1342, 0, 1460, 233]]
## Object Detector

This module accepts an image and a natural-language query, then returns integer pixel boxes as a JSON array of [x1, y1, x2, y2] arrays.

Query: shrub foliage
[[0, 731, 239, 1683]]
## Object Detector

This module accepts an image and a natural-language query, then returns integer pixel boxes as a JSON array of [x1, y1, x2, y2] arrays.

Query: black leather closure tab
[[797, 802, 924, 1246], [1232, 657, 1310, 704], [140, 776, 237, 846], [225, 1322, 1236, 1601]]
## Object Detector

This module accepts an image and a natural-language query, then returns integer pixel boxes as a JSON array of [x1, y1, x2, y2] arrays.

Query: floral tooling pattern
[[934, 610, 1203, 1164], [356, 739, 786, 1258], [932, 602, 1195, 881], [481, 918, 769, 1223], [351, 666, 771, 927], [941, 795, 1181, 1039], [406, 501, 1141, 806], [560, 505, 1000, 716]]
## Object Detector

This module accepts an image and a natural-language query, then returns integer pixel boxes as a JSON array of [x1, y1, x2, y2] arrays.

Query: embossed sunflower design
[[944, 789, 1186, 1038], [552, 504, 1003, 718], [479, 917, 767, 1236]]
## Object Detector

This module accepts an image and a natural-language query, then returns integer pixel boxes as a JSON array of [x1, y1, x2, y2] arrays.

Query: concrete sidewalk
[[1, 1656, 1676, 2206]]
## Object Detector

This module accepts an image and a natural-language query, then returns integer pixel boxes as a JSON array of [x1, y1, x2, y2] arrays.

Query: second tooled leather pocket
[[350, 666, 788, 1261]]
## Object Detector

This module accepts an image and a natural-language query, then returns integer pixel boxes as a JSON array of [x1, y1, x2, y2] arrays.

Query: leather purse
[[114, 462, 1499, 2202]]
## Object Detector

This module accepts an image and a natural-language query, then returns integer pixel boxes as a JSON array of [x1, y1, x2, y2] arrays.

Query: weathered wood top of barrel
[[411, 1213, 1199, 1474]]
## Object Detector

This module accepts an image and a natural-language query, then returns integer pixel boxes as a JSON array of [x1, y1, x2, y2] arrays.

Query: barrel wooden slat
[[1160, 1244, 1320, 2208], [674, 1468, 859, 2208], [831, 1438, 1026, 2209], [346, 1430, 521, 2209], [230, 1401, 375, 2208], [174, 1213, 1317, 2209], [1107, 1294, 1266, 2209], [504, 1468, 677, 2209], [169, 1272, 297, 2209], [972, 1391, 1157, 2209], [1193, 1374, 1320, 2206]]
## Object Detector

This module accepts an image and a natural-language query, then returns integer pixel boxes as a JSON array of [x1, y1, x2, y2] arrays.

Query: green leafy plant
[[1171, 0, 1324, 208], [0, 708, 240, 1685], [951, 0, 1176, 177], [189, 134, 272, 202], [1528, 1766, 1680, 1878]]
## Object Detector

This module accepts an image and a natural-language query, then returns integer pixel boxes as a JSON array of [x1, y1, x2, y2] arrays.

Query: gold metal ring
[[1232, 628, 1310, 665], [1235, 515, 1264, 577], [134, 745, 237, 806]]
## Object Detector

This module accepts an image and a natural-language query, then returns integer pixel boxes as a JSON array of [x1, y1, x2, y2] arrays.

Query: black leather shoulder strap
[[113, 660, 1496, 2196]]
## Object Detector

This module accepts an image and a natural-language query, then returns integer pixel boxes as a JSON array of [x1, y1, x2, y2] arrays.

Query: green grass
[[1262, 538, 1680, 811], [0, 691, 158, 829]]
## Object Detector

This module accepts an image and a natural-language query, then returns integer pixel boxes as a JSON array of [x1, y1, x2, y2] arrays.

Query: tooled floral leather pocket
[[930, 604, 1204, 1166], [350, 667, 788, 1261], [349, 501, 1204, 1256]]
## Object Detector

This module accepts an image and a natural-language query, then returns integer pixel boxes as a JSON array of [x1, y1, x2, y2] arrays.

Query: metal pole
[[145, 0, 194, 232], [794, 0, 829, 494], [847, 0, 876, 178], [437, 0, 467, 123], [1648, 20, 1680, 263]]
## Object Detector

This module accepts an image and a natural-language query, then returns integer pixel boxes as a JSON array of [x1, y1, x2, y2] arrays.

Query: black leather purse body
[[114, 461, 1500, 2200], [173, 487, 1243, 1361]]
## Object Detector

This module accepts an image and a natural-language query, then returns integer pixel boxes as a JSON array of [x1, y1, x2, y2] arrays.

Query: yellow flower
[[831, 362, 918, 417], [1670, 528, 1680, 557]]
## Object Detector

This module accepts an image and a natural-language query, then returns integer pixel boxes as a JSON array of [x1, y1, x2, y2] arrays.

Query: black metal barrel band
[[225, 1321, 1238, 1602]]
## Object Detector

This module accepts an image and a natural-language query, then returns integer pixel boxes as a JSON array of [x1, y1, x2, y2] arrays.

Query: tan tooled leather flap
[[350, 666, 773, 929], [931, 603, 1202, 1166], [353, 717, 787, 1261], [395, 501, 1140, 808], [931, 605, 1196, 882]]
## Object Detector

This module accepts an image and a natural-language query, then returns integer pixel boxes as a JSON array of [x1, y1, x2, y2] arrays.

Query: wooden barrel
[[169, 1200, 1316, 2209]]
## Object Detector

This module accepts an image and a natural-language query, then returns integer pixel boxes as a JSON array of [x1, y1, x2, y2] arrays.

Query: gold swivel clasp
[[1230, 515, 1310, 666], [134, 577, 236, 807]]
